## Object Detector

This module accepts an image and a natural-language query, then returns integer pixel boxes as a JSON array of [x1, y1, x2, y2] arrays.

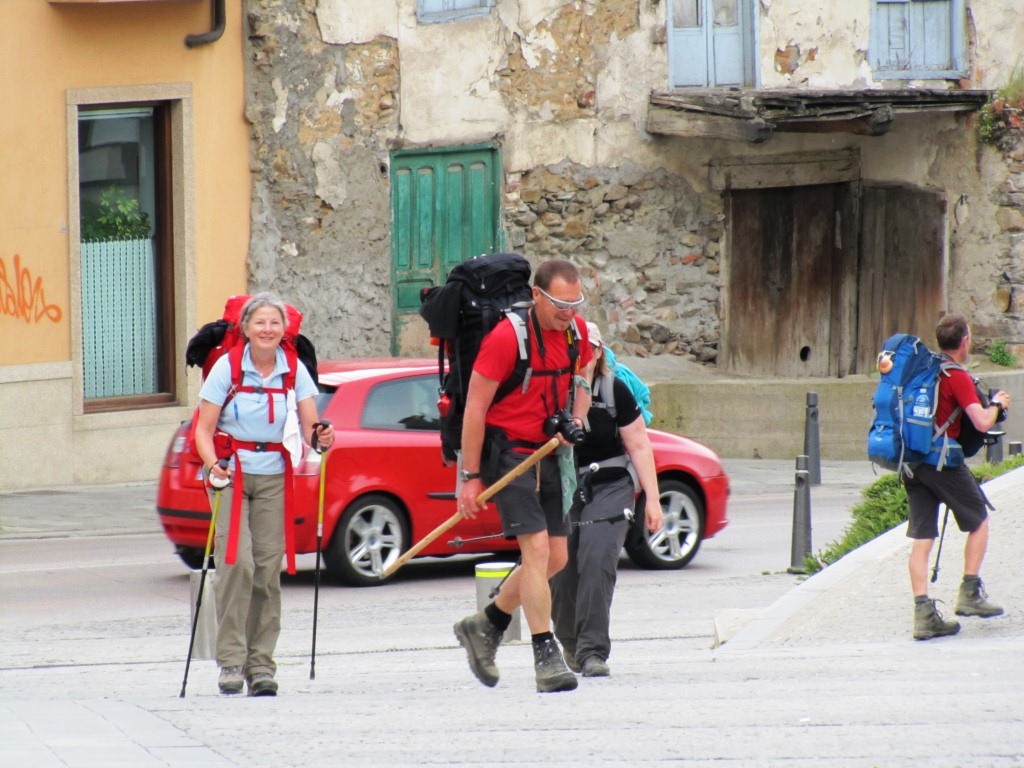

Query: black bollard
[[788, 455, 812, 574], [803, 392, 821, 486], [1010, 441, 1022, 457], [986, 431, 1005, 464]]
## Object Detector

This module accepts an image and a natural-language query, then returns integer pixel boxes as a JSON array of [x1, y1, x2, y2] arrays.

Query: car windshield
[[360, 375, 440, 431], [314, 387, 335, 419]]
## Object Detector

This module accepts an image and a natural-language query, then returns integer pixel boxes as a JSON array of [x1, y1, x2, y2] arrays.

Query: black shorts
[[481, 449, 567, 538], [904, 463, 992, 540]]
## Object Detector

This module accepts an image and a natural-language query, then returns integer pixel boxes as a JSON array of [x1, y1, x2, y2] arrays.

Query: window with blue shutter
[[669, 0, 754, 88], [870, 0, 965, 79]]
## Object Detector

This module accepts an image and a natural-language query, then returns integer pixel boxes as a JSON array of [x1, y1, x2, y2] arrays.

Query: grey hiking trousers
[[551, 472, 634, 664]]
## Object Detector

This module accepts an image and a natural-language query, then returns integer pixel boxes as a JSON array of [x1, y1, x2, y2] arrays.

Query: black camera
[[989, 388, 1008, 423], [543, 409, 585, 444]]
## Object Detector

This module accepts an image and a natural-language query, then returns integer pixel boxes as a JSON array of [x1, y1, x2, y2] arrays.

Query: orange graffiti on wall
[[0, 254, 63, 324]]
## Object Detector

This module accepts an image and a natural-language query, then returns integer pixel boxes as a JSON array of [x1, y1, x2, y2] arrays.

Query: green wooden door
[[390, 145, 502, 354]]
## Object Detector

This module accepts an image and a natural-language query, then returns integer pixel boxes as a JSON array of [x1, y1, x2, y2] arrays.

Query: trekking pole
[[382, 437, 561, 578], [310, 420, 331, 681], [180, 458, 229, 698], [930, 504, 950, 584]]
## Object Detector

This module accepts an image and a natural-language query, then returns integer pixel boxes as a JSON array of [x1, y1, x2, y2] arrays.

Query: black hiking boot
[[453, 611, 503, 687], [913, 597, 960, 640], [955, 576, 1003, 617], [532, 637, 578, 693]]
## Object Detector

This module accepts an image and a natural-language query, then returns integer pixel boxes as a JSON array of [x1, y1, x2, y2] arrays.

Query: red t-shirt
[[937, 365, 980, 440], [473, 314, 592, 444]]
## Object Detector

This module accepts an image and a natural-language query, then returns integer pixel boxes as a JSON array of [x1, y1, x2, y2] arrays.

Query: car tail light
[[296, 446, 322, 477], [164, 432, 186, 469]]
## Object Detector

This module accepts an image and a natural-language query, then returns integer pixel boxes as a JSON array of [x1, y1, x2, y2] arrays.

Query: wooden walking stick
[[381, 437, 560, 579]]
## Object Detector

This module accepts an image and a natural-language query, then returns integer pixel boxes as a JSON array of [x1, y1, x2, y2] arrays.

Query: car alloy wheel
[[325, 494, 409, 586], [624, 479, 704, 570]]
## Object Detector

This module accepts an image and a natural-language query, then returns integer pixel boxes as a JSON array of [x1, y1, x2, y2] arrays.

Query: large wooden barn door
[[856, 184, 946, 371], [724, 183, 854, 377]]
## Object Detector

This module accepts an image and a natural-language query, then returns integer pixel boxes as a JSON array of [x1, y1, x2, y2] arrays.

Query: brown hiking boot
[[955, 577, 1004, 617], [913, 598, 960, 640], [453, 611, 503, 687], [532, 637, 578, 693]]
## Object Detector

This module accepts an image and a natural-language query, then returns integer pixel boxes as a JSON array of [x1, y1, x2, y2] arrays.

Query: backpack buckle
[[253, 442, 268, 452]]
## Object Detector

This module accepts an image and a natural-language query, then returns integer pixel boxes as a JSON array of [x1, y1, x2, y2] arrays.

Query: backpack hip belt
[[215, 434, 299, 575], [577, 454, 638, 491]]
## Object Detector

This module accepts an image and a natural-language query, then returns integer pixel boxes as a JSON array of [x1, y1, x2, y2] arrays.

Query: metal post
[[1010, 441, 1022, 457], [986, 432, 1005, 465], [788, 455, 812, 574], [475, 562, 521, 642], [804, 392, 821, 486]]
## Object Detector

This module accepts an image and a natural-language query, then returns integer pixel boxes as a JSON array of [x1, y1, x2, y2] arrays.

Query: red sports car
[[157, 358, 729, 585]]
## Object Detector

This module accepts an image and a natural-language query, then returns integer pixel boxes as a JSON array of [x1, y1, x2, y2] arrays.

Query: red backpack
[[184, 295, 318, 573]]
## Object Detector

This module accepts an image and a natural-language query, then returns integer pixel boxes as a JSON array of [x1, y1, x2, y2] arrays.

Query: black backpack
[[419, 252, 535, 462]]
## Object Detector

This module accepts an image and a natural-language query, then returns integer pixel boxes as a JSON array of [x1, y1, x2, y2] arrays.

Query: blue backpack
[[600, 347, 653, 425], [866, 334, 964, 475]]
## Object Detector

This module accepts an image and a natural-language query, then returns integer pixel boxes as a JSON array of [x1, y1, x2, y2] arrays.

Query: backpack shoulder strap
[[281, 341, 298, 390], [225, 344, 245, 405], [591, 372, 617, 419], [494, 310, 531, 403]]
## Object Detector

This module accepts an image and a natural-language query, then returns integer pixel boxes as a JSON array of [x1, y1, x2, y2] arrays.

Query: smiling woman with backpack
[[549, 322, 663, 678], [193, 292, 334, 696]]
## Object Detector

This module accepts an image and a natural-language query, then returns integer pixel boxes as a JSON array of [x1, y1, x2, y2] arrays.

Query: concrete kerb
[[716, 465, 1024, 654]]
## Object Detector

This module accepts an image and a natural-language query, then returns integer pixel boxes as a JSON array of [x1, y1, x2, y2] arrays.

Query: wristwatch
[[460, 470, 481, 481]]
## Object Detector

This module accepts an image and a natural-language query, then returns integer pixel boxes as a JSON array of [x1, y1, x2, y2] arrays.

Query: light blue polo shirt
[[199, 345, 317, 474]]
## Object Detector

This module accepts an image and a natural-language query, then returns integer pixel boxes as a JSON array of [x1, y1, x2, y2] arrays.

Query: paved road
[[1, 461, 1022, 767]]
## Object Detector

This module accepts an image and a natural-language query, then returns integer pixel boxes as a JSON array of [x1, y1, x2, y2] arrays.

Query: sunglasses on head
[[537, 286, 586, 312]]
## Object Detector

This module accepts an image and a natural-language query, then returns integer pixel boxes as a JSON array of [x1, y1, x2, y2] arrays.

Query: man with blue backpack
[[894, 314, 1011, 640]]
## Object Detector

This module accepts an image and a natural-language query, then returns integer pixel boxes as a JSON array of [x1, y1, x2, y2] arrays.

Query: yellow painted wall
[[0, 0, 249, 367], [0, 0, 250, 489]]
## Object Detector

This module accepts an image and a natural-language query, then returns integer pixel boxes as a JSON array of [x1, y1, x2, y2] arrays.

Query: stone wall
[[986, 132, 1024, 357], [505, 160, 723, 362], [240, 0, 1024, 367], [246, 1, 399, 359]]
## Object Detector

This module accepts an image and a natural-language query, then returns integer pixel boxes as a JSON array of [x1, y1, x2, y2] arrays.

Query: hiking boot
[[217, 666, 244, 695], [453, 611, 503, 687], [246, 672, 278, 697], [533, 638, 578, 693], [581, 656, 610, 678], [913, 598, 960, 640], [955, 577, 1004, 617], [562, 647, 581, 674]]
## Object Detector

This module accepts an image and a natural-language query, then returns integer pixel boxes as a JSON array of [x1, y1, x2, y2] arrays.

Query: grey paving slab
[[1, 464, 1022, 767]]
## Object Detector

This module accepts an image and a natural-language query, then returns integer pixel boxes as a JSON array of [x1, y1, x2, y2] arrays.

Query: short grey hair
[[239, 292, 289, 337]]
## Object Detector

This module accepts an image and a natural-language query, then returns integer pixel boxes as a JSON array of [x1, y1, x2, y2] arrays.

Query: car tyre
[[325, 494, 409, 586], [176, 546, 209, 570], [625, 479, 704, 570]]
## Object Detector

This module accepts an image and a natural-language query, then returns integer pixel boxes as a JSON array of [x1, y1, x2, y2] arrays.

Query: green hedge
[[805, 455, 1024, 574]]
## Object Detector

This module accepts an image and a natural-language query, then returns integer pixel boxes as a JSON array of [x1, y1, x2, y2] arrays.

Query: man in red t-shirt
[[905, 313, 1011, 640], [453, 258, 593, 693]]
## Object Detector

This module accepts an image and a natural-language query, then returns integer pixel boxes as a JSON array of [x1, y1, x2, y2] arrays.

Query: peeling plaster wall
[[759, 0, 874, 88], [247, 2, 401, 358], [245, 0, 1023, 364], [970, 1, 1024, 90], [757, 0, 1023, 92], [860, 111, 1024, 347]]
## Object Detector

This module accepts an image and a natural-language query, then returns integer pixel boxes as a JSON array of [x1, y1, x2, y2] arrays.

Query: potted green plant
[[81, 186, 151, 241]]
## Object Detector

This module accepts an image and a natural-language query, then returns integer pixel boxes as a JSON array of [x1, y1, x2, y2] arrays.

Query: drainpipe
[[185, 0, 225, 48]]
